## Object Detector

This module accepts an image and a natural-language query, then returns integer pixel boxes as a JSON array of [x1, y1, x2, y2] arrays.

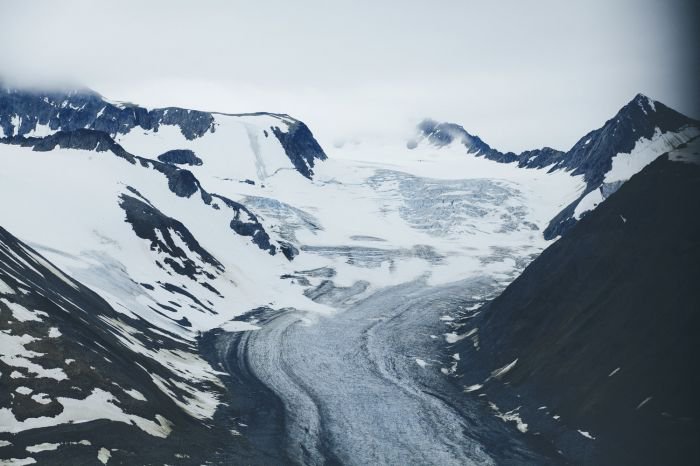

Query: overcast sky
[[0, 0, 697, 152]]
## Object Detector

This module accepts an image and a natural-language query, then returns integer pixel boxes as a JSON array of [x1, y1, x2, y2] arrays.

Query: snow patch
[[150, 373, 218, 420], [0, 388, 172, 438], [0, 332, 68, 381], [219, 321, 262, 332], [1, 299, 43, 323], [0, 278, 14, 294], [26, 443, 60, 453], [2, 457, 36, 465], [636, 396, 653, 410], [573, 189, 603, 220], [30, 393, 51, 405], [491, 359, 518, 379], [445, 328, 476, 344], [24, 123, 54, 138], [124, 388, 147, 402], [97, 447, 111, 464], [10, 115, 20, 136], [489, 402, 528, 433]]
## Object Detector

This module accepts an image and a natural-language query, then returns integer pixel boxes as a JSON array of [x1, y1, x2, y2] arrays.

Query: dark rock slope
[[271, 120, 327, 179], [452, 149, 700, 465], [0, 87, 214, 140], [416, 118, 566, 167], [0, 225, 231, 465]]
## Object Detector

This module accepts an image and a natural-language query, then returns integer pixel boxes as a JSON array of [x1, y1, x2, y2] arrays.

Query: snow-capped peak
[[404, 94, 699, 239], [631, 93, 657, 114]]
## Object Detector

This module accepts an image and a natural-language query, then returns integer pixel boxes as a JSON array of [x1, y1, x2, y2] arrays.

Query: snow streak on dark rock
[[119, 192, 223, 279]]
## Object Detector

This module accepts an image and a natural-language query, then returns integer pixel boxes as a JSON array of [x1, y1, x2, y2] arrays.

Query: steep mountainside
[[0, 86, 334, 464], [414, 119, 566, 167], [451, 139, 700, 465], [0, 225, 233, 464], [415, 94, 699, 238]]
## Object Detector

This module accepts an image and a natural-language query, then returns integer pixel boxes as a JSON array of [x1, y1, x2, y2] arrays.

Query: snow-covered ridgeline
[[0, 87, 327, 181]]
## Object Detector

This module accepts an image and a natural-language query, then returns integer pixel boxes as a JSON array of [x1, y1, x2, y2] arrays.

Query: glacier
[[0, 86, 697, 464]]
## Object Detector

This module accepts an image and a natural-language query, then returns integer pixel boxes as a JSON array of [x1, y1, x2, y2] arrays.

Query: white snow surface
[[123, 388, 147, 402], [115, 113, 298, 186], [0, 134, 585, 328], [220, 321, 262, 332], [1, 299, 44, 323], [3, 116, 691, 443], [574, 188, 604, 220], [0, 126, 589, 430]]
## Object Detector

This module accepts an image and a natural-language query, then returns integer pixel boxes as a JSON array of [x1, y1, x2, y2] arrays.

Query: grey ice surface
[[236, 277, 537, 465], [367, 170, 530, 237]]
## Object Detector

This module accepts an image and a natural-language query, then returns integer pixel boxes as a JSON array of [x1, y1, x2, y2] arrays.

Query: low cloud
[[1, 0, 697, 153]]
